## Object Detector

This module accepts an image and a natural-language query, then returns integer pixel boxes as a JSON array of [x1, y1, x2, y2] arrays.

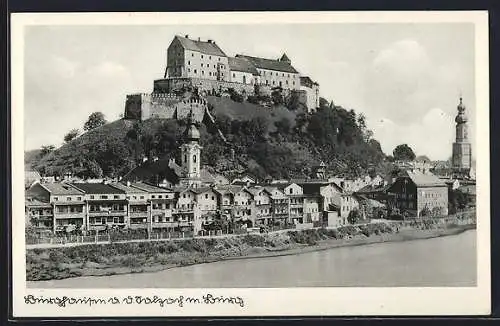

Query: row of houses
[[25, 178, 367, 235]]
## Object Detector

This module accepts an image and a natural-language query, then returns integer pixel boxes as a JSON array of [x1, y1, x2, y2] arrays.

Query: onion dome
[[185, 123, 200, 141], [455, 97, 468, 123], [184, 108, 200, 141]]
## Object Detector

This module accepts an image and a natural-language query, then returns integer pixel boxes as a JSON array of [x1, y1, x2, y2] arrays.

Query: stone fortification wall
[[124, 92, 207, 122], [154, 78, 255, 96]]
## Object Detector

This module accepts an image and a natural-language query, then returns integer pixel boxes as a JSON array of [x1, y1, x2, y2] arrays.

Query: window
[[193, 155, 196, 163], [140, 196, 144, 199], [211, 196, 214, 200], [289, 189, 293, 194], [66, 197, 71, 201], [209, 72, 211, 76], [205, 194, 208, 199], [114, 195, 119, 199], [183, 194, 186, 198], [152, 195, 156, 199], [101, 195, 108, 199], [192, 53, 194, 57], [202, 71, 204, 75], [158, 195, 162, 199], [201, 55, 204, 59], [233, 73, 235, 78], [194, 69, 197, 74], [54, 197, 58, 201], [188, 60, 190, 65], [188, 68, 191, 72], [214, 64, 216, 68], [201, 63, 203, 67], [218, 58, 220, 61], [77, 196, 82, 201], [209, 56, 212, 60]]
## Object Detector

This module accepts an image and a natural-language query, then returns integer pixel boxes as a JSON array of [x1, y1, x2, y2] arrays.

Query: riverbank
[[26, 220, 475, 282]]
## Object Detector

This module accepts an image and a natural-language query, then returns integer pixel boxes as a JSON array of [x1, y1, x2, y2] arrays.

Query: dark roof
[[406, 171, 446, 187], [41, 183, 84, 195], [175, 35, 227, 57], [109, 182, 147, 194], [236, 54, 299, 74], [71, 183, 125, 194], [300, 76, 319, 87], [228, 57, 259, 75]]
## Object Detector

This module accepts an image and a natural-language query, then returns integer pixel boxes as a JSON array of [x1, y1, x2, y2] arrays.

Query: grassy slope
[[207, 96, 298, 132]]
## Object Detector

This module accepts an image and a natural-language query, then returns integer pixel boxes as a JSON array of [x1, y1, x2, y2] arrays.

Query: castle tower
[[451, 97, 472, 179], [180, 109, 203, 187]]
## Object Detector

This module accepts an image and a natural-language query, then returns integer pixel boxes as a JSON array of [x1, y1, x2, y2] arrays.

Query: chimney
[[185, 34, 189, 38], [198, 37, 201, 41], [208, 39, 212, 43]]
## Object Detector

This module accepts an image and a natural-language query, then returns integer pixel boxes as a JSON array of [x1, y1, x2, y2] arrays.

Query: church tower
[[451, 97, 472, 179], [180, 109, 203, 187]]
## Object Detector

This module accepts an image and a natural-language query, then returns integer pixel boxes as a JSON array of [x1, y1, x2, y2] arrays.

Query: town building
[[70, 183, 128, 232], [452, 97, 473, 179], [247, 186, 273, 226], [387, 170, 448, 217], [25, 197, 53, 232], [130, 182, 176, 231], [26, 183, 86, 233]]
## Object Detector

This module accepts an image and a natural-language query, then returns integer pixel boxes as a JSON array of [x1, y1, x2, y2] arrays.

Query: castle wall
[[300, 84, 320, 113], [153, 78, 254, 96], [255, 68, 301, 91]]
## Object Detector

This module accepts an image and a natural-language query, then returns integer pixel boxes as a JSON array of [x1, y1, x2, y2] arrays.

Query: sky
[[23, 23, 476, 161]]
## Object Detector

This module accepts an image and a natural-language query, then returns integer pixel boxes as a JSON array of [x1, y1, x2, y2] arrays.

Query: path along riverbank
[[26, 216, 476, 282]]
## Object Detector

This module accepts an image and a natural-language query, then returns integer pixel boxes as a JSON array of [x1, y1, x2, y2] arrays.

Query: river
[[28, 230, 476, 288]]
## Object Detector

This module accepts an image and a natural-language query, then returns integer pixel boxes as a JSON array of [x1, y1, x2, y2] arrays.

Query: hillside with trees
[[31, 95, 391, 181]]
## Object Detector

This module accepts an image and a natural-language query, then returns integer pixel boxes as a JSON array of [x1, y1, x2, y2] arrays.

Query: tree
[[420, 206, 431, 217], [39, 145, 55, 157], [347, 208, 361, 225], [393, 144, 416, 161], [84, 112, 107, 131], [64, 129, 80, 143]]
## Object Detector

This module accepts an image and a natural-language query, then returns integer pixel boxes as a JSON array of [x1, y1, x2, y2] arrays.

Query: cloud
[[369, 108, 456, 160]]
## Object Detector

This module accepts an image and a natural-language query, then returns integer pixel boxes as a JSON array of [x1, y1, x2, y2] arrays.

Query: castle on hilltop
[[124, 35, 320, 121]]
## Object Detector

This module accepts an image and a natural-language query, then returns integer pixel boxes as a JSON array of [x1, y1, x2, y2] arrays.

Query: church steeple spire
[[451, 96, 472, 179]]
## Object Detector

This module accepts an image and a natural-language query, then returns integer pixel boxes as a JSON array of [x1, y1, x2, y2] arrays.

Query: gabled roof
[[174, 35, 227, 57], [405, 171, 446, 187], [70, 183, 125, 194], [40, 183, 84, 195], [300, 76, 319, 87], [109, 182, 147, 194], [247, 186, 272, 197], [213, 184, 244, 195], [236, 54, 299, 74], [130, 182, 173, 193], [228, 57, 259, 75], [191, 186, 217, 195], [25, 197, 52, 208]]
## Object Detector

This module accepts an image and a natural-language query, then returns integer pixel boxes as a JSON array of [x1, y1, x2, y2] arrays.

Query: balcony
[[89, 210, 127, 216], [130, 211, 148, 218]]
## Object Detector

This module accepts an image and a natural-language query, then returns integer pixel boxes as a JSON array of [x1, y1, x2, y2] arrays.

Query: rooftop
[[228, 57, 259, 75], [130, 182, 173, 193], [109, 182, 147, 194], [175, 35, 227, 57], [406, 171, 446, 187], [70, 183, 125, 194], [41, 183, 84, 195], [236, 54, 299, 74]]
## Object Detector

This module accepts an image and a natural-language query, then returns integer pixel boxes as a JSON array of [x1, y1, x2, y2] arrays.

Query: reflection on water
[[29, 230, 476, 288]]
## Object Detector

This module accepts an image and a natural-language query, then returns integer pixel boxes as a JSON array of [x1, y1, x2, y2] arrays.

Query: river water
[[29, 230, 476, 288]]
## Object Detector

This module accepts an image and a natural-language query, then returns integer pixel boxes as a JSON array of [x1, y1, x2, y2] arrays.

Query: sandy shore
[[27, 224, 475, 283]]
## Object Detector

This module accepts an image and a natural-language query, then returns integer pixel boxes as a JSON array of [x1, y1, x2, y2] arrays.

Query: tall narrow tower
[[180, 109, 203, 187], [451, 97, 472, 179]]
